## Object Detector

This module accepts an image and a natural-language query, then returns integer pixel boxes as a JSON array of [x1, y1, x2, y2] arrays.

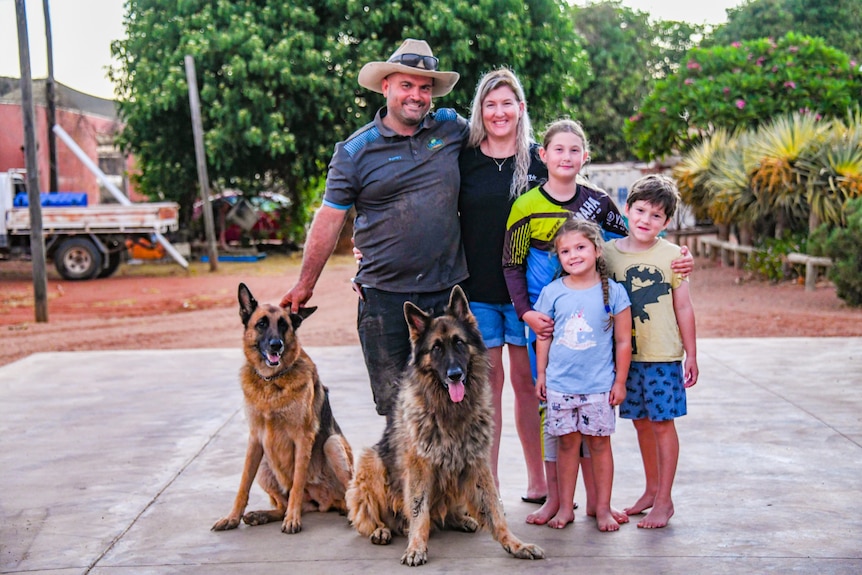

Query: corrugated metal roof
[[0, 77, 116, 119]]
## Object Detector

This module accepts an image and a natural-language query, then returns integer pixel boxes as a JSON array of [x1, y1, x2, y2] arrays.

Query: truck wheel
[[97, 251, 123, 278], [54, 237, 103, 281], [97, 241, 124, 278]]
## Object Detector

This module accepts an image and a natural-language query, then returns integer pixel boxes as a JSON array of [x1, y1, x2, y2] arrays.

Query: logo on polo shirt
[[427, 138, 444, 150]]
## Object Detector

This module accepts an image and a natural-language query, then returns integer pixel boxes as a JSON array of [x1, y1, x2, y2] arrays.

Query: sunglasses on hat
[[388, 53, 439, 71]]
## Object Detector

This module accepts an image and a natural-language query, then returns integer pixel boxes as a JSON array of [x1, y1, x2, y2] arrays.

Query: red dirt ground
[[2, 252, 860, 367]]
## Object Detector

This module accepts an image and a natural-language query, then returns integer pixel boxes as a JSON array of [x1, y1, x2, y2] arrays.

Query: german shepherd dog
[[212, 283, 354, 534], [346, 286, 545, 566]]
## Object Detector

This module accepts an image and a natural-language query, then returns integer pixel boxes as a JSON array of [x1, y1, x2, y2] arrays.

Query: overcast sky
[[0, 0, 743, 100]]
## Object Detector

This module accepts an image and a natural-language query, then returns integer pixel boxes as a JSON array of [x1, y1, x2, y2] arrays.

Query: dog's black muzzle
[[446, 367, 464, 383]]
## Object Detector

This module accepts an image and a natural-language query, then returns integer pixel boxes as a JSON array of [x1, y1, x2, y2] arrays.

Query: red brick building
[[0, 77, 142, 204]]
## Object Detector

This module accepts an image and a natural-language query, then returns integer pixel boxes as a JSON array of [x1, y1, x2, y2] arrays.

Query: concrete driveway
[[1, 338, 861, 574]]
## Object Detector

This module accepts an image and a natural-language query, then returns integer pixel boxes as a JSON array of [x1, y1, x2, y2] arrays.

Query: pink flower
[[756, 56, 765, 66], [723, 87, 730, 94], [735, 99, 746, 110], [789, 46, 799, 53], [731, 42, 741, 48], [686, 60, 701, 70], [772, 66, 779, 72], [660, 107, 667, 113], [784, 81, 796, 89], [684, 78, 694, 85]]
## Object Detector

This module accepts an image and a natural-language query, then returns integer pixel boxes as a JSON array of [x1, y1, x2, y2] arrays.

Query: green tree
[[568, 1, 701, 161], [110, 0, 589, 240], [625, 32, 862, 161], [708, 0, 862, 59], [110, 0, 358, 236]]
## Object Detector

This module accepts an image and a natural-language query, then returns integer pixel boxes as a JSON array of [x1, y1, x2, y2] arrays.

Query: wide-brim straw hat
[[358, 38, 460, 97]]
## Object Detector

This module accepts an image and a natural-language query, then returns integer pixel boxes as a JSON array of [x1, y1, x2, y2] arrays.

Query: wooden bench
[[697, 237, 756, 268], [668, 226, 718, 257], [786, 253, 834, 291]]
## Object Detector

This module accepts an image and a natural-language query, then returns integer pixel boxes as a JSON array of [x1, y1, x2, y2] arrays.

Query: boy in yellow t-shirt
[[603, 174, 699, 529]]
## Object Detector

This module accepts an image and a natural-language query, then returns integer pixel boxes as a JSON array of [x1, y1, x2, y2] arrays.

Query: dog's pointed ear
[[447, 285, 474, 323], [238, 283, 258, 327], [290, 306, 317, 330], [404, 301, 430, 341]]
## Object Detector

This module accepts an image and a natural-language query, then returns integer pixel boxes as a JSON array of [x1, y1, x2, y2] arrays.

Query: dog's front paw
[[401, 546, 428, 566], [456, 515, 479, 533], [509, 542, 545, 560], [281, 515, 302, 534], [242, 511, 273, 526], [370, 526, 392, 545], [211, 516, 240, 531]]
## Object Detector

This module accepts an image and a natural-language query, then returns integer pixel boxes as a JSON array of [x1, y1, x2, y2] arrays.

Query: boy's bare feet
[[526, 500, 558, 525], [595, 509, 621, 532], [637, 502, 674, 528], [547, 508, 575, 529], [624, 492, 656, 516]]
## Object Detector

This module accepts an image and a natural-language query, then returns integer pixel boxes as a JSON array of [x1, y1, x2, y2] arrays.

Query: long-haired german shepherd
[[346, 285, 545, 566], [212, 283, 354, 534]]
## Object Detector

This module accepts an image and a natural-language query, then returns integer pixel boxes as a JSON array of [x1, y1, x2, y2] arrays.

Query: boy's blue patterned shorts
[[619, 361, 687, 422]]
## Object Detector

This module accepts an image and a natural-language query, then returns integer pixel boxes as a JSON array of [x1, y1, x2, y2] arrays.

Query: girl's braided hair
[[552, 216, 614, 331]]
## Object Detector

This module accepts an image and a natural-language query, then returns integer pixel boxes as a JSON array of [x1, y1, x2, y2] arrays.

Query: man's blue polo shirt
[[324, 107, 469, 293]]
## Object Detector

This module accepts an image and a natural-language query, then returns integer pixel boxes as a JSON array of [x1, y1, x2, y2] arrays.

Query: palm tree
[[708, 132, 758, 244], [745, 113, 831, 237], [797, 109, 862, 230], [673, 128, 734, 239]]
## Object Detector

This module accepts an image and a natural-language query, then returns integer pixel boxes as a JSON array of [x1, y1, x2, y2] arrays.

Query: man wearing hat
[[281, 39, 469, 419]]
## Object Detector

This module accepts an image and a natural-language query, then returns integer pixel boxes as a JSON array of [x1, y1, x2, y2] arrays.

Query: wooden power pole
[[184, 55, 219, 271], [43, 0, 59, 193], [15, 0, 49, 322]]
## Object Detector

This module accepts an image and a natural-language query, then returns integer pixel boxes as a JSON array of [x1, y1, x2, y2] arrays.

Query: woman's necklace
[[491, 156, 507, 171]]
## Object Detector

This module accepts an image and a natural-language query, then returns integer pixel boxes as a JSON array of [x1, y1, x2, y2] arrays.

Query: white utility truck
[[0, 169, 181, 280]]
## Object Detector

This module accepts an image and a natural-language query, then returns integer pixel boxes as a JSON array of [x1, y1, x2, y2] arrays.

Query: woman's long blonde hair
[[468, 68, 533, 198]]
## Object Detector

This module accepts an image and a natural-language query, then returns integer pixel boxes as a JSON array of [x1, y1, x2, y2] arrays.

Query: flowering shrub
[[624, 32, 862, 160]]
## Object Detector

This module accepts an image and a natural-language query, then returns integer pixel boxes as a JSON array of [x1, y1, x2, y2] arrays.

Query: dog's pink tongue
[[448, 380, 465, 402]]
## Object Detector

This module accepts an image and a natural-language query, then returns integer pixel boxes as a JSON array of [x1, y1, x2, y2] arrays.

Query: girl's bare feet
[[624, 491, 656, 516], [526, 500, 558, 525], [595, 509, 621, 532], [638, 502, 674, 528], [547, 508, 575, 529]]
